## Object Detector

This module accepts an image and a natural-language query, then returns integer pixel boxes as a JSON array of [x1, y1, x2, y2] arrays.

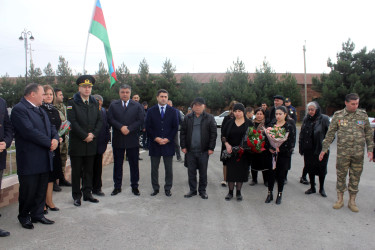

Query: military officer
[[285, 98, 297, 122], [67, 75, 102, 206], [319, 93, 373, 212]]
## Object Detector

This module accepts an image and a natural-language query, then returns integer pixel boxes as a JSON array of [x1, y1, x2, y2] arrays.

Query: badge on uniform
[[67, 106, 72, 110], [357, 120, 365, 125], [338, 119, 348, 126]]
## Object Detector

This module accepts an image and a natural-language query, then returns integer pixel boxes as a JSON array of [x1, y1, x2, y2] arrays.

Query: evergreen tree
[[43, 62, 56, 84], [28, 62, 43, 84], [312, 39, 375, 110]]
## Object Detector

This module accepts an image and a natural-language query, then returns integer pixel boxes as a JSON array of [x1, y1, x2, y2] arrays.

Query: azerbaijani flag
[[89, 0, 117, 87]]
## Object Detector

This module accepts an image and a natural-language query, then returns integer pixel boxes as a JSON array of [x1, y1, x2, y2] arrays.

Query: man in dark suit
[[67, 75, 102, 206], [107, 84, 144, 196], [266, 95, 284, 126], [92, 95, 111, 196], [0, 97, 12, 236], [145, 89, 178, 197], [11, 83, 59, 229]]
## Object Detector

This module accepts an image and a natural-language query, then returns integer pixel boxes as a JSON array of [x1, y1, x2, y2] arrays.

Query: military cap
[[285, 97, 291, 103], [76, 75, 95, 86], [273, 95, 284, 101]]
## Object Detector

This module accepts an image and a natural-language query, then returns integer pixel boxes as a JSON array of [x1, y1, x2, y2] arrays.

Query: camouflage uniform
[[56, 102, 69, 174], [322, 108, 373, 194]]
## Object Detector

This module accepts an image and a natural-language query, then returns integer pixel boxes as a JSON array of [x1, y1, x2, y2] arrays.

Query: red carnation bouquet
[[246, 126, 266, 153]]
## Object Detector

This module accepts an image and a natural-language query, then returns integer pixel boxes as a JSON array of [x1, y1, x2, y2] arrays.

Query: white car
[[329, 116, 375, 128], [214, 111, 230, 127]]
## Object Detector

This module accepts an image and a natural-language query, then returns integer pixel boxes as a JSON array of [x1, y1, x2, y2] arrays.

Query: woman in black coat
[[219, 100, 237, 187], [41, 85, 62, 212], [299, 102, 330, 197], [221, 103, 253, 201], [249, 107, 268, 186], [265, 106, 296, 205]]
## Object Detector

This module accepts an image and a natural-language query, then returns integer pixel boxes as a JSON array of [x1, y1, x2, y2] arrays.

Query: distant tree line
[[0, 57, 303, 114], [3, 39, 373, 114]]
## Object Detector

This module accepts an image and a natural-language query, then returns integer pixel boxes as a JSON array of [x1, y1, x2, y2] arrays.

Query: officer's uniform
[[285, 98, 297, 122], [322, 108, 373, 194], [67, 75, 102, 202]]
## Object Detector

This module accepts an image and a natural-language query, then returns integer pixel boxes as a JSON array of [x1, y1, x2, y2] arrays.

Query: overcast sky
[[1, 0, 374, 77]]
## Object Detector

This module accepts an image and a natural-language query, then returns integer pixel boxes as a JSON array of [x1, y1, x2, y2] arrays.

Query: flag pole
[[83, 0, 97, 74]]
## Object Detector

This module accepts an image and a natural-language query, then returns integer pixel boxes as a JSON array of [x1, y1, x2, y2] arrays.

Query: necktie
[[85, 100, 88, 105], [161, 106, 165, 119]]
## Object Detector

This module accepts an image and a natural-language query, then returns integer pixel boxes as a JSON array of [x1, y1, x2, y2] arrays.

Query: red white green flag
[[89, 0, 117, 87]]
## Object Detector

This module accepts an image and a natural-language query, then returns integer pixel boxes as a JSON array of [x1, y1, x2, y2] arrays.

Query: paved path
[[1, 131, 375, 249]]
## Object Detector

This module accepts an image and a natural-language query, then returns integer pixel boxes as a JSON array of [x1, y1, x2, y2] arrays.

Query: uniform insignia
[[67, 106, 72, 109]]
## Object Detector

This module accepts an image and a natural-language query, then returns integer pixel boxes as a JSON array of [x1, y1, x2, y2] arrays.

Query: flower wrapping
[[58, 120, 71, 137], [262, 126, 289, 169]]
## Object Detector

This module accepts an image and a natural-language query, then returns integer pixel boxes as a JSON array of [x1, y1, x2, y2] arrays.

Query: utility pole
[[303, 41, 307, 110]]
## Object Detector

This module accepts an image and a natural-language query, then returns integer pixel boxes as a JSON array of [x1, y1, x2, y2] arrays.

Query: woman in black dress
[[299, 102, 330, 197], [221, 103, 253, 201], [265, 106, 296, 205], [41, 85, 62, 212], [249, 108, 268, 186], [220, 100, 237, 187]]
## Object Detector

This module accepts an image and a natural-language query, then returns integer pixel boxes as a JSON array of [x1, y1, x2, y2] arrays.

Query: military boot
[[333, 192, 344, 209], [348, 193, 359, 212]]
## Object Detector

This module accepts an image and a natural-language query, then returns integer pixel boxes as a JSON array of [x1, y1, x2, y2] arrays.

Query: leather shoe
[[111, 188, 122, 196], [225, 193, 233, 201], [20, 221, 34, 230], [59, 178, 72, 187], [74, 199, 81, 206], [150, 190, 159, 196], [199, 192, 208, 199], [83, 196, 99, 203], [132, 188, 140, 196], [319, 189, 327, 197], [305, 188, 316, 195], [93, 190, 105, 196], [31, 217, 55, 224], [165, 190, 172, 197], [0, 228, 10, 237], [184, 191, 197, 198], [249, 180, 257, 186], [53, 182, 62, 192]]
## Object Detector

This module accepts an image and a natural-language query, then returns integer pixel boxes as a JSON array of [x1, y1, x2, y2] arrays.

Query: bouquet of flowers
[[221, 146, 244, 162], [246, 127, 266, 153], [262, 125, 289, 169], [58, 120, 71, 137]]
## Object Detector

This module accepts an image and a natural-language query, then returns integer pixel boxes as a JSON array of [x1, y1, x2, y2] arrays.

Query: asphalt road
[[1, 129, 375, 250]]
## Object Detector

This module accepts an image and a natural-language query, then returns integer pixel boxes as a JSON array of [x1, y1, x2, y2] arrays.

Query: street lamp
[[19, 29, 34, 84]]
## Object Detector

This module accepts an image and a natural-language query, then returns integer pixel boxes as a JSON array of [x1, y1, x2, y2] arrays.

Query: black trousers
[[18, 172, 49, 222], [268, 156, 289, 193], [70, 155, 95, 200], [93, 153, 103, 191], [113, 147, 139, 189], [186, 151, 209, 193], [151, 156, 173, 191], [251, 169, 269, 184], [174, 133, 181, 159]]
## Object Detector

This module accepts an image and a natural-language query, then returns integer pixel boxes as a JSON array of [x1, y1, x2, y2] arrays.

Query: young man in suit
[[145, 89, 178, 197], [0, 97, 13, 236], [107, 84, 144, 196], [67, 75, 102, 207], [11, 83, 59, 229]]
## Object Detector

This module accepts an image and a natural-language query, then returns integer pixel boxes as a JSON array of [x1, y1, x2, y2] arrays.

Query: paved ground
[[1, 130, 375, 249]]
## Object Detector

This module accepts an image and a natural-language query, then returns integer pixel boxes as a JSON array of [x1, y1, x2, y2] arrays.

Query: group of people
[[0, 74, 374, 236]]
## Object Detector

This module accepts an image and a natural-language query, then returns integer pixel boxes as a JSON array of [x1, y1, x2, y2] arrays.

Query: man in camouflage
[[54, 88, 71, 187], [319, 93, 373, 212]]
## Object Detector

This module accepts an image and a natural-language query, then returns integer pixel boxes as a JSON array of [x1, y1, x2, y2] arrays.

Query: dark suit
[[93, 107, 111, 192], [11, 97, 58, 223], [0, 98, 13, 189], [67, 93, 102, 200], [145, 104, 178, 192], [108, 99, 144, 189]]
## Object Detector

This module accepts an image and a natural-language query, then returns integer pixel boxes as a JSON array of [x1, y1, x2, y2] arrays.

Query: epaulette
[[357, 109, 367, 114], [334, 109, 344, 115]]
